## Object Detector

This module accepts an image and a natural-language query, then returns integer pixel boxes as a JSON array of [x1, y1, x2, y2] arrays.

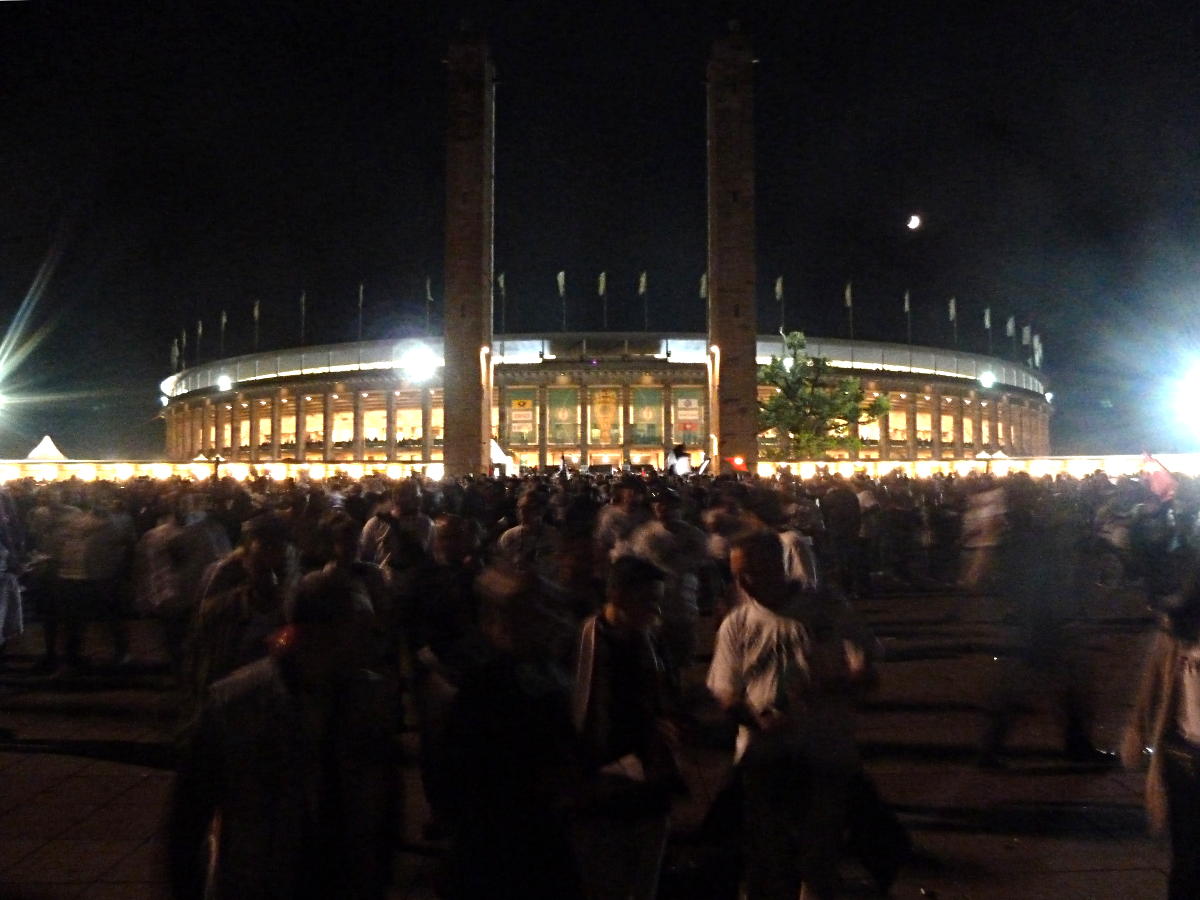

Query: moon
[[906, 214, 922, 230]]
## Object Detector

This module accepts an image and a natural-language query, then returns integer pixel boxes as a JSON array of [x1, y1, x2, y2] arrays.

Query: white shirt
[[707, 596, 811, 761]]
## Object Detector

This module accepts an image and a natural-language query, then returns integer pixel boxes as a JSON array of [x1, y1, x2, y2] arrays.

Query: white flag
[[220, 309, 227, 330], [983, 307, 991, 330], [774, 276, 783, 302], [171, 339, 179, 369], [253, 300, 260, 323], [844, 282, 853, 308], [1021, 325, 1031, 345], [638, 271, 647, 296], [903, 290, 910, 314], [699, 273, 707, 299], [497, 272, 506, 296], [948, 297, 956, 322], [556, 271, 565, 298], [1005, 316, 1015, 337], [196, 319, 203, 340], [425, 278, 434, 303], [598, 271, 606, 297]]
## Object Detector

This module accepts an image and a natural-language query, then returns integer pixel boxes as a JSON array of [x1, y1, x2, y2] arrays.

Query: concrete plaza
[[0, 583, 1169, 899]]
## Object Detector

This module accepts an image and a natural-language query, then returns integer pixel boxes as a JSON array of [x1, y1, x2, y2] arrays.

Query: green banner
[[507, 388, 536, 445], [630, 387, 663, 444], [547, 387, 578, 445]]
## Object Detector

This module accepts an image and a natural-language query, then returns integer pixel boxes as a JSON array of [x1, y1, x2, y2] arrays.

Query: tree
[[758, 331, 889, 460]]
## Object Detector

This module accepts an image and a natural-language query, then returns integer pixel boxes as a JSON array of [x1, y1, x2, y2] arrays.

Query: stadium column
[[295, 393, 307, 461], [270, 391, 282, 460], [353, 390, 365, 460], [971, 396, 983, 453], [421, 387, 433, 467], [621, 384, 632, 465], [442, 31, 495, 476], [953, 397, 965, 458], [931, 390, 943, 459], [249, 398, 261, 463], [201, 401, 212, 456], [905, 397, 918, 460], [385, 390, 397, 462], [988, 399, 999, 453], [878, 410, 891, 461], [662, 384, 673, 457], [579, 384, 590, 466], [706, 25, 757, 474], [323, 392, 335, 462], [537, 385, 548, 471], [230, 399, 242, 460]]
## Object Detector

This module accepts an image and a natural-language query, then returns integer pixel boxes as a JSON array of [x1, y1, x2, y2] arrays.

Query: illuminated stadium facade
[[159, 331, 1052, 471]]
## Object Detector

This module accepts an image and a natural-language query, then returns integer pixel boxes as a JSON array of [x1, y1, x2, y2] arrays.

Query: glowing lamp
[[979, 371, 996, 389], [216, 375, 232, 392]]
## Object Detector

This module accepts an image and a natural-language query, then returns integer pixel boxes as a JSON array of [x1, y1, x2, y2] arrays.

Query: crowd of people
[[1, 462, 1198, 898]]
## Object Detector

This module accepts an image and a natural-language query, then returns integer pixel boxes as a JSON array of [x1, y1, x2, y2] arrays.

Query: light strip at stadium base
[[0, 455, 1195, 484]]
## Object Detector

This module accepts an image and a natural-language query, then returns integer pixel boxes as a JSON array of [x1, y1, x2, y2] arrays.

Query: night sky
[[0, 1, 1196, 458]]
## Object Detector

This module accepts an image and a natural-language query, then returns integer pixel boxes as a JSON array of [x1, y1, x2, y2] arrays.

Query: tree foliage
[[758, 332, 890, 460]]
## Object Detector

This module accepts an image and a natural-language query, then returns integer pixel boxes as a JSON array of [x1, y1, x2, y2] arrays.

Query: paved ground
[[0, 581, 1170, 899]]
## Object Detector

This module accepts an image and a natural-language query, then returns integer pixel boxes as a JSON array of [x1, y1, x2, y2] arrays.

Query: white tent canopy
[[26, 436, 68, 461]]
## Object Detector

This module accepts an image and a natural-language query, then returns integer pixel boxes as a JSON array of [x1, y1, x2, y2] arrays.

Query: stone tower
[[442, 31, 495, 476], [706, 25, 758, 474]]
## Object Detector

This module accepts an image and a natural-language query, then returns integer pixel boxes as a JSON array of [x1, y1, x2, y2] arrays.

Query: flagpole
[[357, 283, 364, 343], [557, 272, 566, 331], [498, 273, 507, 335], [219, 310, 227, 357], [253, 300, 260, 352], [299, 290, 307, 345], [599, 272, 607, 330], [904, 290, 913, 372], [196, 320, 203, 362], [775, 276, 785, 336], [425, 278, 434, 336], [638, 272, 648, 332]]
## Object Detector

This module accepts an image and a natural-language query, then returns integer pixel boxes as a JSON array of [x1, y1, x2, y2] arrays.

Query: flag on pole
[[1005, 316, 1015, 337], [844, 282, 853, 308], [197, 319, 203, 341], [171, 338, 179, 370], [425, 277, 434, 305], [699, 273, 707, 299], [1021, 324, 1031, 346], [252, 299, 261, 351], [638, 271, 647, 296], [300, 290, 307, 343], [497, 272, 506, 296], [357, 282, 364, 332], [253, 300, 260, 324], [774, 276, 783, 302], [903, 290, 910, 314], [983, 307, 991, 330], [1032, 334, 1043, 367], [598, 272, 606, 297], [556, 271, 566, 298], [948, 297, 956, 322]]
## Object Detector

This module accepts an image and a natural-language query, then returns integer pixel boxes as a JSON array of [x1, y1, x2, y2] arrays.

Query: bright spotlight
[[216, 374, 232, 392], [906, 214, 922, 230], [397, 344, 442, 383], [159, 395, 169, 407], [1044, 392, 1054, 403], [979, 371, 996, 389]]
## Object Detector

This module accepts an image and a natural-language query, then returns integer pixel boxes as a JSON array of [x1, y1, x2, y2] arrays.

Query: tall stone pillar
[[442, 31, 495, 476], [988, 400, 999, 452], [706, 26, 757, 474], [953, 397, 965, 459], [385, 390, 397, 461], [353, 391, 365, 460], [295, 394, 308, 461], [621, 384, 633, 464], [879, 411, 891, 461], [579, 384, 590, 466], [323, 393, 335, 462], [248, 398, 261, 463], [662, 384, 674, 457], [971, 395, 983, 453], [931, 391, 943, 459], [270, 391, 282, 460], [421, 387, 433, 467], [905, 397, 918, 460], [537, 385, 549, 471]]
